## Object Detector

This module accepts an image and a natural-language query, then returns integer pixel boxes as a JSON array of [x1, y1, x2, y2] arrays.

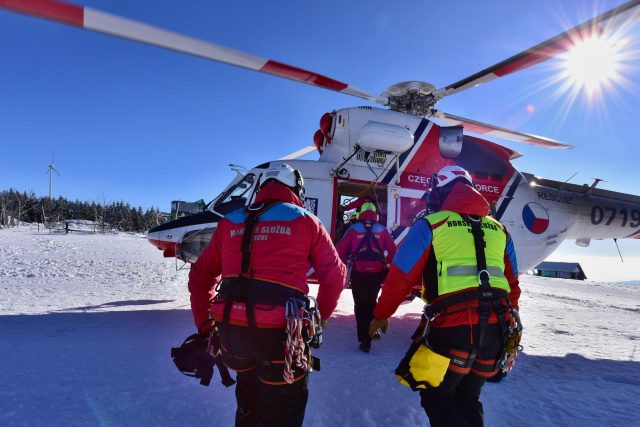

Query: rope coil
[[284, 298, 310, 384]]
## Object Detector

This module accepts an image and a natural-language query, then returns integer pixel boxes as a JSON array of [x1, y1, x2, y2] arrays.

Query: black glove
[[170, 333, 215, 386]]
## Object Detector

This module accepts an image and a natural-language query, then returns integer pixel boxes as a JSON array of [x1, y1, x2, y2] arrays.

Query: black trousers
[[220, 324, 309, 427], [350, 271, 385, 343], [419, 324, 503, 427]]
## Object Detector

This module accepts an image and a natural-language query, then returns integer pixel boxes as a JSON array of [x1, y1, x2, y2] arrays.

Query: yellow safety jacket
[[424, 211, 510, 301]]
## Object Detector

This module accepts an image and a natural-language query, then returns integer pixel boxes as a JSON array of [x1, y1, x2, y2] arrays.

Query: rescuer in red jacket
[[370, 165, 521, 427], [336, 202, 396, 352], [188, 161, 346, 427]]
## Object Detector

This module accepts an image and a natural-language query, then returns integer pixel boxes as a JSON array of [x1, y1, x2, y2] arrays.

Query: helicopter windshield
[[212, 173, 256, 215]]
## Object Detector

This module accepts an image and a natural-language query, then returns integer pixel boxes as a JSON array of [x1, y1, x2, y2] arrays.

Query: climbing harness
[[344, 221, 386, 289], [354, 222, 386, 269], [467, 215, 523, 374], [217, 200, 322, 385], [396, 214, 522, 390]]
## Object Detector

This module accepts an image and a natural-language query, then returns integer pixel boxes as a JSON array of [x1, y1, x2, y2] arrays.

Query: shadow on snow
[[57, 299, 175, 312], [0, 310, 638, 427]]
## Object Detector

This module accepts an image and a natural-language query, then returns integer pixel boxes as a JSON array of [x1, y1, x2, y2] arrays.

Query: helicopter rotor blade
[[434, 0, 640, 100], [432, 110, 571, 149], [279, 145, 317, 161], [0, 0, 387, 105]]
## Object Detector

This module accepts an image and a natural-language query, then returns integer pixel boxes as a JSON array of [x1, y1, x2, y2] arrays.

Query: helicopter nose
[[146, 229, 177, 257], [146, 210, 222, 258]]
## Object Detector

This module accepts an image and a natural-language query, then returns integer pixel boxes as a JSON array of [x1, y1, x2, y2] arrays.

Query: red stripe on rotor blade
[[462, 122, 493, 134], [494, 28, 601, 77], [524, 138, 560, 148], [262, 60, 348, 91], [0, 0, 84, 26]]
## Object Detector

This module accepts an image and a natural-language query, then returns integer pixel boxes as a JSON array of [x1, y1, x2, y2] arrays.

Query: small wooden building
[[170, 199, 206, 219], [533, 261, 587, 280]]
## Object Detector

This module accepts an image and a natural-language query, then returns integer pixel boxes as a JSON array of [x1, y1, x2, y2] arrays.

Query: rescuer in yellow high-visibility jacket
[[371, 165, 521, 427]]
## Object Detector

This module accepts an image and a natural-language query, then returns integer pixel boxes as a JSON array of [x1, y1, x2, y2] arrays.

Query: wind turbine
[[45, 153, 61, 200]]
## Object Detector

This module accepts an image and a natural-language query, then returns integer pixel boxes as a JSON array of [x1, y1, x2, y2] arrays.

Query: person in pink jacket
[[336, 202, 396, 352], [188, 161, 346, 427]]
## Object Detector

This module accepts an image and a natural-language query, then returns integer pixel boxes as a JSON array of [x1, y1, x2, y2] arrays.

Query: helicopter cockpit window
[[456, 138, 507, 182], [213, 173, 256, 215]]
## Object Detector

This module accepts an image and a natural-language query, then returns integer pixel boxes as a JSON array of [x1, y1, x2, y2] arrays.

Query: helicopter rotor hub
[[382, 81, 441, 116]]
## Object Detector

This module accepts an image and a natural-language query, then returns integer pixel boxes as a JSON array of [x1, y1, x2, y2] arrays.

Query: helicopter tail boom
[[522, 173, 640, 241]]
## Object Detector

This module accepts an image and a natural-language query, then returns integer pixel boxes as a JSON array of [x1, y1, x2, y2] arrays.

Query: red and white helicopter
[[4, 0, 640, 276]]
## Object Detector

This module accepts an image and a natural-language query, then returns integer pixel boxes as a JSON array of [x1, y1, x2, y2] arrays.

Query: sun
[[542, 22, 638, 120], [559, 35, 623, 96]]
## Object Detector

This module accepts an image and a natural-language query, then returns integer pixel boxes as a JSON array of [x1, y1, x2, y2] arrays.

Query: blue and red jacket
[[188, 182, 346, 329], [336, 210, 397, 274], [374, 181, 520, 328]]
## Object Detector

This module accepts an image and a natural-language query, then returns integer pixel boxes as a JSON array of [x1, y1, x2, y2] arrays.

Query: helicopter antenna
[[584, 178, 605, 195], [613, 238, 624, 263], [552, 172, 577, 199], [45, 153, 61, 200], [558, 172, 577, 190]]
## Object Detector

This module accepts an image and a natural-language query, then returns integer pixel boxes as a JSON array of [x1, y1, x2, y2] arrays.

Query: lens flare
[[560, 35, 622, 95], [539, 25, 638, 124]]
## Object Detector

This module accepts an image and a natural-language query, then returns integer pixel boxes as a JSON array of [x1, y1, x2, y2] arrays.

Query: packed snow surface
[[1, 226, 639, 426]]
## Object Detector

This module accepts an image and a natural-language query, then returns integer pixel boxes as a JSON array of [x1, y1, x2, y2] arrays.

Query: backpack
[[351, 221, 386, 274]]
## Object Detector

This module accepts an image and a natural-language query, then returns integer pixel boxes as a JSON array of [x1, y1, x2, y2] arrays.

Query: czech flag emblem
[[522, 202, 549, 234]]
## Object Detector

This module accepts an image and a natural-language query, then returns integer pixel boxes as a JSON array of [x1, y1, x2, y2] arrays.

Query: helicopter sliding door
[[387, 186, 427, 242], [333, 179, 388, 242]]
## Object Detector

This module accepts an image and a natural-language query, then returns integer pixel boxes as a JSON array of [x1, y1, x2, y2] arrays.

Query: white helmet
[[256, 161, 305, 202], [435, 165, 473, 188]]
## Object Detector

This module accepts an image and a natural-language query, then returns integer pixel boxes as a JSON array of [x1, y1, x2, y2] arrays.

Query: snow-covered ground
[[1, 226, 639, 426]]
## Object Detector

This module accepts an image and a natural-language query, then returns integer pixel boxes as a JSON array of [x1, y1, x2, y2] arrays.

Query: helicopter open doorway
[[333, 179, 388, 242]]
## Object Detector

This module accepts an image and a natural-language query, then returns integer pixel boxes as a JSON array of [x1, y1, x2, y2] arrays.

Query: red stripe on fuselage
[[0, 0, 84, 26], [262, 60, 348, 91], [398, 123, 449, 189], [147, 238, 176, 258]]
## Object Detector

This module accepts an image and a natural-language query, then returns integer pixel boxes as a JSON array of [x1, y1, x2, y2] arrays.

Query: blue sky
[[1, 0, 639, 276]]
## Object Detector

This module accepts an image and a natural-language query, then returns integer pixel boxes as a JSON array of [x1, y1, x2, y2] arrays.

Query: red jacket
[[374, 181, 520, 328], [336, 213, 397, 274], [188, 182, 346, 329]]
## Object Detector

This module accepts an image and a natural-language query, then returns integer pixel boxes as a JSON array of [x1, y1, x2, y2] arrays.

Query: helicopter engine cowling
[[356, 121, 414, 155]]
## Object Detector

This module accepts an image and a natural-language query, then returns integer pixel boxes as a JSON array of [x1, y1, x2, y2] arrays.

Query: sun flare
[[560, 35, 623, 95]]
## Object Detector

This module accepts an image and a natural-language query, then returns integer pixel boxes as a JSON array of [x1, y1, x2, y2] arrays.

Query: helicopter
[[3, 0, 640, 277]]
